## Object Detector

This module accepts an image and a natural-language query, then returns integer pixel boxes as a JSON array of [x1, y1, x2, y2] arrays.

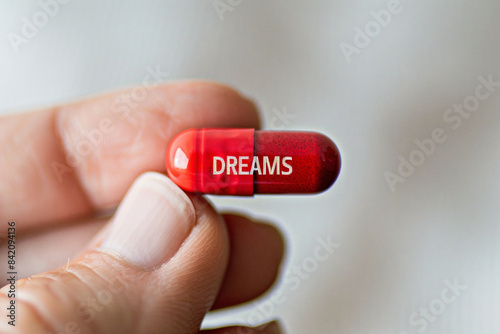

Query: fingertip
[[165, 81, 261, 130], [224, 214, 285, 261], [100, 172, 196, 270], [212, 214, 285, 309]]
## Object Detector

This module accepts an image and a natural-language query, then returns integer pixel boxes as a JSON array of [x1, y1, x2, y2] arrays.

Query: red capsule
[[166, 128, 341, 195]]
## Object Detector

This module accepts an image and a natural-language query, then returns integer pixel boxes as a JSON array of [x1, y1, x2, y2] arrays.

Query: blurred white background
[[1, 1, 500, 333]]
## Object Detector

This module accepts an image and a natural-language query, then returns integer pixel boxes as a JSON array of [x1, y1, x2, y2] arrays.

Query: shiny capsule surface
[[166, 128, 341, 195]]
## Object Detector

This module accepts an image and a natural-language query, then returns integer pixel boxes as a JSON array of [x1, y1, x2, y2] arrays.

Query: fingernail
[[254, 321, 283, 334], [101, 172, 195, 270]]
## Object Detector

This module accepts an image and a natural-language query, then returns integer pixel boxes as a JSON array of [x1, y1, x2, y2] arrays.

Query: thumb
[[0, 172, 230, 334]]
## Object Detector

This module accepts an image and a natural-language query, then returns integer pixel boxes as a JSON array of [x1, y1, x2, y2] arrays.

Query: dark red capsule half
[[165, 128, 341, 195]]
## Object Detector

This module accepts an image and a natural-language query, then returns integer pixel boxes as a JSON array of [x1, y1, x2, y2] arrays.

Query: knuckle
[[1, 254, 138, 334]]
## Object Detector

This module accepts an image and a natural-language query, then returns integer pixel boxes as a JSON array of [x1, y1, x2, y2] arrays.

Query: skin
[[0, 82, 284, 334]]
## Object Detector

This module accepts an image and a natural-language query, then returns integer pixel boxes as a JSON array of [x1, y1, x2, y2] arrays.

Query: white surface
[[1, 1, 500, 333]]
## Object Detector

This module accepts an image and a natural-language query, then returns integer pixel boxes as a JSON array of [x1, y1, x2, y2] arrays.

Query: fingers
[[213, 215, 284, 309], [0, 173, 230, 333], [0, 81, 260, 231], [4, 213, 285, 310]]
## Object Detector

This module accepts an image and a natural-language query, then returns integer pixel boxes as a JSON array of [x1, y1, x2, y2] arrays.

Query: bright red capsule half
[[166, 128, 341, 195]]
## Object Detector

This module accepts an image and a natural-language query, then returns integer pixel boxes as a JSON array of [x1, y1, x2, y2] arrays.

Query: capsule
[[165, 128, 341, 195]]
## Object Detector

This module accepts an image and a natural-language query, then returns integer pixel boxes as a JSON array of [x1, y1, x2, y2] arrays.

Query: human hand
[[0, 82, 284, 333]]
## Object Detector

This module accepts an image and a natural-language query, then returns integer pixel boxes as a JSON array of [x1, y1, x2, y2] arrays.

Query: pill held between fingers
[[166, 128, 341, 196]]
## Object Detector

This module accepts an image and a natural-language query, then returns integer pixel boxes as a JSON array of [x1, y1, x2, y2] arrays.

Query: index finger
[[0, 81, 260, 231]]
